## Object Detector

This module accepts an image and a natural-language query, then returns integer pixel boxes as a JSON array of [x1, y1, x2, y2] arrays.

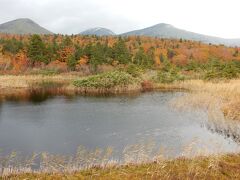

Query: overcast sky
[[0, 0, 240, 38]]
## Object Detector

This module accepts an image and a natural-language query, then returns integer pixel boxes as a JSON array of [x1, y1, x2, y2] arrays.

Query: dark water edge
[[0, 87, 142, 104]]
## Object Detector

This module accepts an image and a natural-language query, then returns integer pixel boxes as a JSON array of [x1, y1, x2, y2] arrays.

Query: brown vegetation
[[166, 79, 240, 121], [4, 154, 240, 179]]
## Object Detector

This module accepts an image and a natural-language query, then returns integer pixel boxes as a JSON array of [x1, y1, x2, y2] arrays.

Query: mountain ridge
[[121, 23, 240, 46], [0, 18, 240, 46], [80, 27, 115, 36], [0, 18, 53, 34]]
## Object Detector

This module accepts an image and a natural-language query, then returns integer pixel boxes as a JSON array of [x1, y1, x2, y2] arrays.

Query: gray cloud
[[0, 0, 239, 38], [0, 0, 139, 34]]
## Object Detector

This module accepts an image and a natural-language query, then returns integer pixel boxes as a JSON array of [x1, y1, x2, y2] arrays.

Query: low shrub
[[203, 60, 239, 80], [73, 71, 139, 88], [184, 60, 202, 72], [154, 70, 185, 83], [154, 60, 185, 83], [126, 64, 144, 77]]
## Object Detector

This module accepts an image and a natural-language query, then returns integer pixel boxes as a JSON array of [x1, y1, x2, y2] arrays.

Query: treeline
[[0, 34, 154, 71], [0, 33, 240, 74]]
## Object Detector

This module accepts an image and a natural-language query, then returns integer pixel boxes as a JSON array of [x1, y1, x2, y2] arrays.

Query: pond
[[0, 92, 239, 158]]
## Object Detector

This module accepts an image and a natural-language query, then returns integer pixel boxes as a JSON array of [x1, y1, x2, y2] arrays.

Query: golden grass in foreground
[[4, 153, 240, 179]]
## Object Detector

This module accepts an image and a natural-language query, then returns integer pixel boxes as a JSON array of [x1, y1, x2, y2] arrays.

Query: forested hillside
[[0, 33, 239, 77]]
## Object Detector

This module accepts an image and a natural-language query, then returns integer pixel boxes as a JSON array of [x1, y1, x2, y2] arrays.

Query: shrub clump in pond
[[73, 71, 139, 88]]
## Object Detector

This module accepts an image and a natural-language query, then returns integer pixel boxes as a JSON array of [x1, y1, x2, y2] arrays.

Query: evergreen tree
[[45, 43, 57, 63], [67, 54, 77, 70], [27, 35, 48, 64], [90, 42, 105, 65], [52, 35, 59, 53], [89, 43, 106, 70], [62, 36, 73, 47], [83, 42, 112, 67], [83, 44, 93, 57], [74, 45, 83, 60], [112, 38, 131, 64], [134, 47, 146, 65], [2, 38, 24, 54], [134, 47, 154, 67]]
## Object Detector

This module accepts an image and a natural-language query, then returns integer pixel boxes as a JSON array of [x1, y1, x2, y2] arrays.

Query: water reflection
[[0, 87, 142, 104], [206, 119, 240, 144], [0, 91, 239, 157]]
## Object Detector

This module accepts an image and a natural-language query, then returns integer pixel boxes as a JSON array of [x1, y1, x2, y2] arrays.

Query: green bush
[[126, 64, 144, 77], [153, 59, 185, 83], [73, 71, 139, 88], [2, 38, 24, 54], [154, 69, 185, 83], [67, 55, 77, 71], [232, 60, 240, 72], [185, 60, 202, 72], [203, 60, 239, 80]]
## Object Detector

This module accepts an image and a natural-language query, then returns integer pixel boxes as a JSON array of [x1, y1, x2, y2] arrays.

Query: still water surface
[[0, 92, 239, 157]]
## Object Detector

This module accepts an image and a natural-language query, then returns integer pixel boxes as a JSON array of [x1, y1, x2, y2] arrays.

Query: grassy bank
[[0, 74, 78, 102], [0, 74, 77, 89], [4, 153, 240, 179]]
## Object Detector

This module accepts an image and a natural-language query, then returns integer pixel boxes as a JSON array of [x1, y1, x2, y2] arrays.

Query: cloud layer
[[0, 0, 239, 38]]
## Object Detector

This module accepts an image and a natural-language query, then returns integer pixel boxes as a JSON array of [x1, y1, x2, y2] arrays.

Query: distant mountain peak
[[88, 27, 105, 31], [0, 18, 53, 34], [121, 23, 240, 46], [154, 23, 173, 28], [80, 27, 115, 36], [14, 18, 33, 22]]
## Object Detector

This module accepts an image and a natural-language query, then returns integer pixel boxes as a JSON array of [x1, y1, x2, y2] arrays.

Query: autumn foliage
[[0, 33, 239, 74]]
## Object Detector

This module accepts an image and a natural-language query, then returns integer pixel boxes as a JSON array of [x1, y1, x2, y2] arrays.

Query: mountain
[[122, 23, 240, 46], [0, 18, 53, 34], [1, 19, 239, 46], [80, 27, 115, 36]]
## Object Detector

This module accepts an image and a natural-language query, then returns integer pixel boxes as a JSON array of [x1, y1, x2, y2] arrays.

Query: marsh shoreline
[[1, 75, 240, 179], [0, 75, 239, 121]]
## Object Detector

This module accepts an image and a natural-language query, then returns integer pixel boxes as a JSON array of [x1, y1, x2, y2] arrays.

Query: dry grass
[[0, 75, 79, 101], [4, 153, 240, 179], [2, 139, 236, 179], [156, 79, 240, 121], [0, 74, 78, 89]]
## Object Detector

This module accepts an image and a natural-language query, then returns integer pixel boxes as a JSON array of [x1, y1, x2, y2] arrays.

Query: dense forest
[[0, 33, 240, 79]]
